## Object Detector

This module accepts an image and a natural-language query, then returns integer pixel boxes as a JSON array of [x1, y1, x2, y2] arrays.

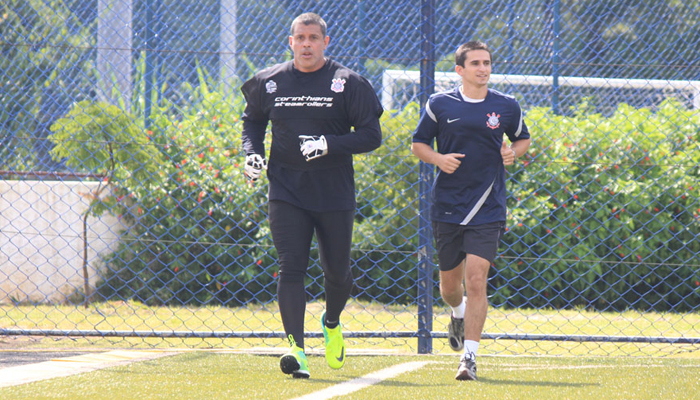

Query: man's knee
[[440, 278, 460, 294], [464, 275, 487, 295], [439, 279, 464, 306], [464, 269, 489, 296], [324, 269, 353, 288], [439, 263, 464, 295], [278, 268, 306, 283]]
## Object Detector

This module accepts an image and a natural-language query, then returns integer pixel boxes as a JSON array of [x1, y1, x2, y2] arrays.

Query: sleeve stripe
[[513, 108, 523, 138], [426, 100, 437, 123]]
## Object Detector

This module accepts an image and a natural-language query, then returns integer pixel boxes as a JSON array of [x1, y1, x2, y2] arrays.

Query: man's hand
[[501, 140, 516, 166], [299, 135, 328, 161], [436, 153, 465, 174], [244, 154, 267, 182]]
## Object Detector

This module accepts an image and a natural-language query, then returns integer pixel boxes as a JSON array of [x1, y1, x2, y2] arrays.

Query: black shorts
[[432, 221, 505, 271]]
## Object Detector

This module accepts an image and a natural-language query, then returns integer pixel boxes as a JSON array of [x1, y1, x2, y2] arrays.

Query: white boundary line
[[291, 361, 431, 400], [0, 350, 175, 388]]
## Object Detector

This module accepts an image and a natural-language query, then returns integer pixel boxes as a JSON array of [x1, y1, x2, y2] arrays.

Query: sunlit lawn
[[2, 299, 699, 357], [1, 353, 698, 400]]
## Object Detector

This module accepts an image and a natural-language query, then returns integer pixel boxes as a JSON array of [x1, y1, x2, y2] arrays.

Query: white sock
[[450, 299, 466, 319], [463, 340, 479, 360]]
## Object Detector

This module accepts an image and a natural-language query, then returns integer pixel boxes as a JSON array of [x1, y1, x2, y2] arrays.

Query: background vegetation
[[3, 0, 699, 314], [48, 94, 700, 311]]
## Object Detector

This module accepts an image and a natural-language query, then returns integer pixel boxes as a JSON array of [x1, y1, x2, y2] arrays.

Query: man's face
[[456, 49, 492, 87], [289, 23, 329, 73]]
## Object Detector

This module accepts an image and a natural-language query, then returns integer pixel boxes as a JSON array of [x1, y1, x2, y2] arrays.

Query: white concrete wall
[[0, 180, 125, 304]]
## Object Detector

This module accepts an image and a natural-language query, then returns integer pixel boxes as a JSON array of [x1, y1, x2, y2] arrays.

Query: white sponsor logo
[[274, 96, 334, 108], [447, 118, 460, 123]]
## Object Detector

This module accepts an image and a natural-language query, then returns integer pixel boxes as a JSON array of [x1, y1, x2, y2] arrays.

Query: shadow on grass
[[372, 380, 441, 388], [264, 378, 439, 386], [479, 377, 599, 388]]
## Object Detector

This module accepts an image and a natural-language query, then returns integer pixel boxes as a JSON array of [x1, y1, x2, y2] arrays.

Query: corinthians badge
[[330, 78, 346, 93], [265, 80, 277, 94], [486, 112, 500, 129]]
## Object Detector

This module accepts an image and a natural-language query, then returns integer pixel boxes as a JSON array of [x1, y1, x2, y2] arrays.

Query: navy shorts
[[432, 221, 505, 271]]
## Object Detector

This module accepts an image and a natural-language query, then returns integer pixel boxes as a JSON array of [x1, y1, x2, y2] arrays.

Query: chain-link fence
[[1, 0, 699, 356]]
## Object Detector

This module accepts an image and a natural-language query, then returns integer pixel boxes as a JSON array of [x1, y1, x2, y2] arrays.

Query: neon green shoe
[[280, 335, 310, 379], [321, 312, 345, 369]]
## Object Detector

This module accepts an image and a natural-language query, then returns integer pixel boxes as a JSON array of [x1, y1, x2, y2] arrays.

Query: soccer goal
[[381, 69, 700, 113]]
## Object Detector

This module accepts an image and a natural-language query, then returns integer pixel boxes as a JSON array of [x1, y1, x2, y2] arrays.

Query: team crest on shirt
[[330, 78, 346, 93], [486, 112, 500, 129], [265, 80, 277, 94]]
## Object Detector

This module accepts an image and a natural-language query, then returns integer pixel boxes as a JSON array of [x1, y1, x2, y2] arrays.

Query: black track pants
[[269, 200, 354, 349]]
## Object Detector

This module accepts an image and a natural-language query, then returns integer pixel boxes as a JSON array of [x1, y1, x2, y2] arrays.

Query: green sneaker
[[280, 335, 310, 379], [321, 312, 345, 369]]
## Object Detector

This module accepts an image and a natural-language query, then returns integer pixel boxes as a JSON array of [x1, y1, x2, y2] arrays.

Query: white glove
[[244, 154, 267, 182], [299, 135, 328, 161]]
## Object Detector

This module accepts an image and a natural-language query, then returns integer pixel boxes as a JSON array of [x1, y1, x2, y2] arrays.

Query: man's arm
[[322, 75, 382, 155], [240, 77, 269, 181], [502, 100, 531, 165], [322, 118, 382, 155], [241, 117, 267, 156], [240, 77, 268, 156], [411, 95, 465, 174], [501, 138, 531, 166], [511, 138, 531, 158], [411, 142, 465, 174]]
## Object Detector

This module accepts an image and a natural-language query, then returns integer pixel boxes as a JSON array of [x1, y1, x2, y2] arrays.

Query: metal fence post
[[552, 0, 561, 114], [144, 0, 158, 129], [417, 0, 435, 354]]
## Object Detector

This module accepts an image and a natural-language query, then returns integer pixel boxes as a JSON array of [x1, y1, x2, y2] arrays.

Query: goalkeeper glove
[[244, 154, 267, 182], [299, 135, 328, 161]]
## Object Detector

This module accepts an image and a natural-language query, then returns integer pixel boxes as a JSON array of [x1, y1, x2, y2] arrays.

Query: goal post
[[381, 69, 700, 111]]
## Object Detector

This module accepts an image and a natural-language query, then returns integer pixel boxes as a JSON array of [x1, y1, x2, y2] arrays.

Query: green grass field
[[2, 300, 700, 398], [1, 352, 698, 400], [2, 300, 700, 357]]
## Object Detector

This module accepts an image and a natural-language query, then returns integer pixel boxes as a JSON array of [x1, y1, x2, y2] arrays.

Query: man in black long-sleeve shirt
[[240, 12, 382, 379]]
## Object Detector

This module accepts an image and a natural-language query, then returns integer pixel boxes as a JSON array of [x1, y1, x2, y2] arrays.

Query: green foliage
[[495, 99, 700, 311], [97, 90, 269, 306], [49, 101, 165, 215], [0, 0, 95, 169], [349, 99, 700, 312], [48, 88, 700, 312], [49, 88, 268, 306], [352, 104, 421, 304]]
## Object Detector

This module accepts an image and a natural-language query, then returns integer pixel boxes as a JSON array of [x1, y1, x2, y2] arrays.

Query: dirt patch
[[0, 335, 46, 350]]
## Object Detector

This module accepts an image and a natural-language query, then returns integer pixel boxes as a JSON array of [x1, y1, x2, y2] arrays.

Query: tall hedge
[[52, 95, 699, 311], [497, 99, 700, 311], [353, 99, 700, 312]]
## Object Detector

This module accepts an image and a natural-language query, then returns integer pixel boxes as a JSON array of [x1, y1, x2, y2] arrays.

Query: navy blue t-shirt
[[412, 87, 530, 225], [240, 59, 383, 212]]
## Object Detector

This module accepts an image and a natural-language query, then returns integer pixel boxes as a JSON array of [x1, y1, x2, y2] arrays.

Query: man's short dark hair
[[455, 41, 492, 67], [290, 12, 327, 37]]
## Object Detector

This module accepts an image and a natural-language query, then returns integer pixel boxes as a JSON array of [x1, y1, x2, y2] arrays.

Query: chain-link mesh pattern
[[1, 0, 699, 356]]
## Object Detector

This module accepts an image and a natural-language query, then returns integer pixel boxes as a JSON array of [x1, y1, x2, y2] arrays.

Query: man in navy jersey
[[240, 12, 382, 379], [412, 41, 531, 381]]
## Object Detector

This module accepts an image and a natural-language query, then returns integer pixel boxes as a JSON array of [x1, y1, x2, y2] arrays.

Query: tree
[[0, 0, 96, 171]]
